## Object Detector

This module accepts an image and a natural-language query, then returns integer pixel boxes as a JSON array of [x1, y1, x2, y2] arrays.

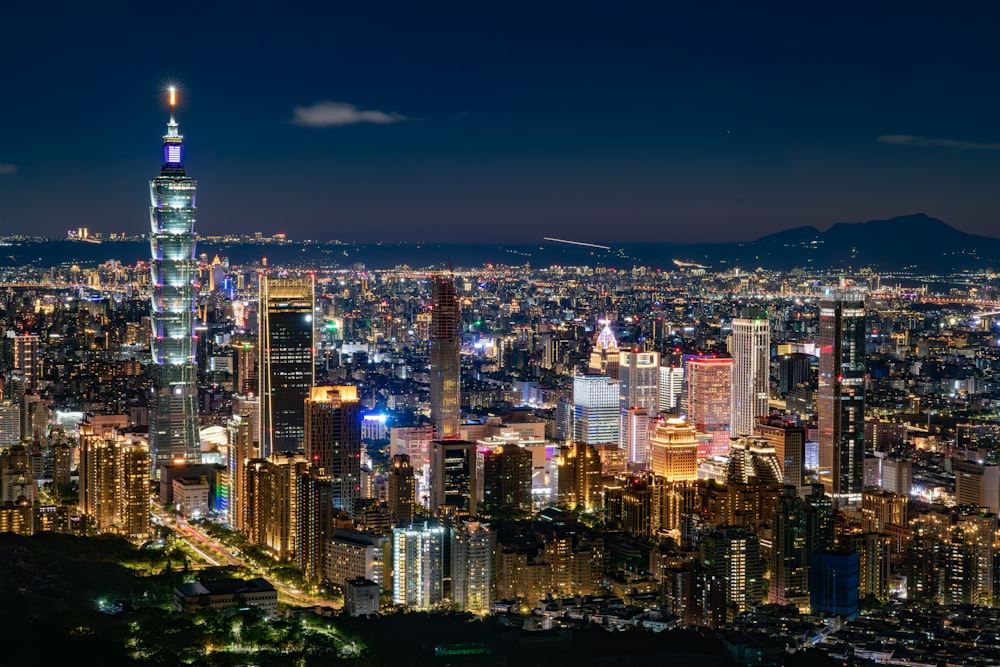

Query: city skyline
[[1, 3, 999, 242]]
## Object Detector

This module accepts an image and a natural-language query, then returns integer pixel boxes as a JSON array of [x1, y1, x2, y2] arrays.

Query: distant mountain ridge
[[700, 213, 1000, 272], [3, 214, 997, 272]]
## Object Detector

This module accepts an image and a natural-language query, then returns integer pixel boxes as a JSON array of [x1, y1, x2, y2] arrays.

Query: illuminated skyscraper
[[685, 356, 733, 456], [754, 416, 807, 490], [729, 316, 770, 438], [726, 436, 783, 486], [429, 439, 477, 516], [148, 87, 200, 472], [572, 374, 620, 446], [619, 350, 660, 464], [658, 365, 684, 413], [304, 385, 361, 512], [259, 275, 315, 456], [555, 440, 602, 510], [818, 288, 866, 505], [429, 275, 461, 440], [649, 417, 699, 482]]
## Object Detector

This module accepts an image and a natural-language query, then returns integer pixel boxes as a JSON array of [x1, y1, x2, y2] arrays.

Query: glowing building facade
[[730, 316, 770, 438], [304, 385, 361, 512], [148, 88, 201, 472], [685, 356, 733, 457]]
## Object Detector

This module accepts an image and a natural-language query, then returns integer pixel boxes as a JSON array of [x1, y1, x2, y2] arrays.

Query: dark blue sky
[[1, 2, 999, 242]]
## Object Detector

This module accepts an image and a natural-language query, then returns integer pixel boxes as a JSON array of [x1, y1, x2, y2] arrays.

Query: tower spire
[[161, 86, 184, 173], [166, 86, 180, 138]]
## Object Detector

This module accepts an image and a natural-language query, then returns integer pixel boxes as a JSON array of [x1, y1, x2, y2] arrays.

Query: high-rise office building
[[304, 385, 361, 512], [776, 352, 813, 395], [451, 520, 495, 614], [621, 406, 653, 466], [429, 275, 461, 440], [555, 440, 602, 510], [954, 460, 1000, 513], [818, 288, 866, 505], [148, 87, 200, 473], [619, 350, 659, 464], [753, 416, 807, 490], [659, 365, 684, 413], [726, 436, 783, 486], [619, 350, 660, 412], [429, 439, 477, 516], [572, 375, 620, 446], [234, 340, 257, 395], [729, 316, 770, 438], [388, 454, 415, 527], [481, 444, 532, 517], [809, 551, 860, 619], [880, 456, 912, 496], [259, 275, 315, 456], [649, 417, 699, 482], [685, 356, 733, 456]]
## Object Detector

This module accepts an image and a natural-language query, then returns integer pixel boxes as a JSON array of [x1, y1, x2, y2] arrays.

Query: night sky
[[1, 2, 999, 243]]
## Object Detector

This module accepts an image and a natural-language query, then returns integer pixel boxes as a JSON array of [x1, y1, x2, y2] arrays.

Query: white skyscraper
[[730, 316, 771, 438], [572, 375, 620, 446], [659, 365, 684, 413], [619, 350, 660, 465]]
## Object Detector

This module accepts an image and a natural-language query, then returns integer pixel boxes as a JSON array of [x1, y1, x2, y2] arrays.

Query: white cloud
[[876, 134, 1000, 151], [0, 164, 18, 174], [291, 101, 406, 127]]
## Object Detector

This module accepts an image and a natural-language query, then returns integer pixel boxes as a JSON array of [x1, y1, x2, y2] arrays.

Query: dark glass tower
[[259, 275, 315, 456], [429, 275, 460, 440], [148, 87, 200, 472], [818, 288, 867, 505]]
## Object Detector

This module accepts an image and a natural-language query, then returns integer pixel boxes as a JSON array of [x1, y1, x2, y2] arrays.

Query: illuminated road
[[152, 507, 341, 609]]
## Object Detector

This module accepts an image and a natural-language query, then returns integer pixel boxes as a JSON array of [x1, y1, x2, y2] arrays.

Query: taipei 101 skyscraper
[[148, 87, 200, 474]]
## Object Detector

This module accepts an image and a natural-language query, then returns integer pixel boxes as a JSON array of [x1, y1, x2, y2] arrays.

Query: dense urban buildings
[[8, 217, 1000, 649]]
